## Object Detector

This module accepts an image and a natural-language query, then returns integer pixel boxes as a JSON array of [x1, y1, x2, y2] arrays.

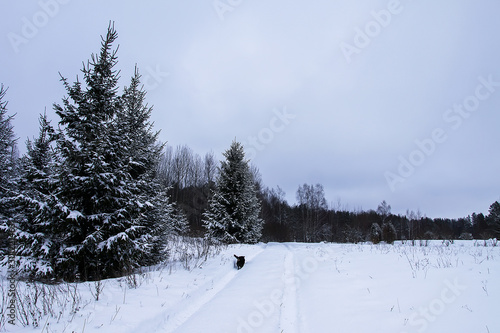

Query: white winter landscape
[[2, 239, 498, 333]]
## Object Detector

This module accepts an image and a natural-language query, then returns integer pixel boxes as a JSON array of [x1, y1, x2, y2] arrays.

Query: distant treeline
[[157, 144, 500, 243]]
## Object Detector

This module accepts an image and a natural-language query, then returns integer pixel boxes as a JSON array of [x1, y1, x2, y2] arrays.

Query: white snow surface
[[2, 240, 499, 332]]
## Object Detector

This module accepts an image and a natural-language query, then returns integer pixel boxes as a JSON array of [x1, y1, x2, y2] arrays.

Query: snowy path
[[160, 244, 298, 333], [154, 244, 324, 333], [279, 247, 299, 333], [160, 247, 267, 332]]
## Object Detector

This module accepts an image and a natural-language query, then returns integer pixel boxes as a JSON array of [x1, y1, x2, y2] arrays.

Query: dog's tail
[[234, 254, 238, 259]]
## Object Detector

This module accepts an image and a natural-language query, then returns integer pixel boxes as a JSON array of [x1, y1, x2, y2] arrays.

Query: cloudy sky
[[1, 0, 499, 219]]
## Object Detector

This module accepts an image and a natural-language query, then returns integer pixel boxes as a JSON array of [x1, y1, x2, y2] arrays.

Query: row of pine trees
[[0, 24, 263, 282]]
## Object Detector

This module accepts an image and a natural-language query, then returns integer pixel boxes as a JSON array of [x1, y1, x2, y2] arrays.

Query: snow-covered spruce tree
[[370, 223, 382, 244], [203, 140, 263, 244], [13, 113, 64, 277], [382, 222, 397, 244], [0, 84, 19, 255], [119, 66, 177, 266], [486, 201, 500, 238], [51, 24, 165, 281], [119, 65, 163, 182], [23, 113, 57, 191]]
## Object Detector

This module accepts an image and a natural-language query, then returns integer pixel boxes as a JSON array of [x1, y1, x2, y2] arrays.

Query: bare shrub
[[163, 236, 225, 271], [10, 281, 82, 328]]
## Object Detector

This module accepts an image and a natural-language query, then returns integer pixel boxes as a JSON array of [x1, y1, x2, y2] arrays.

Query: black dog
[[234, 255, 245, 270]]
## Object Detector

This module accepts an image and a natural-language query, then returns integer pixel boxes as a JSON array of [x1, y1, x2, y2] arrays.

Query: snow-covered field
[[2, 240, 499, 333]]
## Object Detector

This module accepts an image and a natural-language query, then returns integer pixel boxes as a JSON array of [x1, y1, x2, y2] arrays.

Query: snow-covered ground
[[2, 240, 499, 332]]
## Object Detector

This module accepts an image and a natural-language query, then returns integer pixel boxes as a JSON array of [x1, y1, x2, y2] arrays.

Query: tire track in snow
[[159, 248, 266, 333], [280, 248, 299, 333]]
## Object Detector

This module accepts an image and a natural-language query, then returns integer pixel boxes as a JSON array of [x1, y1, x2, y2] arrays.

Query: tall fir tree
[[119, 65, 178, 265], [203, 140, 263, 244], [46, 23, 166, 280], [0, 84, 19, 255]]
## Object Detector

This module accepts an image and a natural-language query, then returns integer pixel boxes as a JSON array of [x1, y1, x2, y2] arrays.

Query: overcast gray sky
[[1, 0, 499, 219]]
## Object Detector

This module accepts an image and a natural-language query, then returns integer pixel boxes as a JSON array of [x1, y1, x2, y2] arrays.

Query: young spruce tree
[[203, 140, 263, 244], [14, 113, 62, 277]]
